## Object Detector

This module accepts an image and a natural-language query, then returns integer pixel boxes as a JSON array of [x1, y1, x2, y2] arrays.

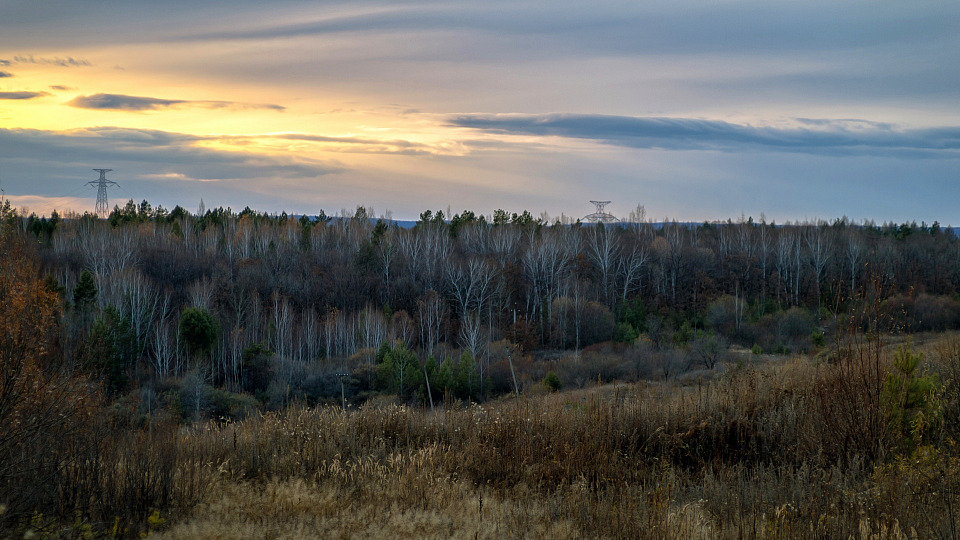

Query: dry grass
[[6, 333, 960, 538], [149, 335, 955, 538]]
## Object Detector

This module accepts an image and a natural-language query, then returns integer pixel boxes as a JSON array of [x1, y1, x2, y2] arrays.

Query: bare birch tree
[[417, 290, 446, 357]]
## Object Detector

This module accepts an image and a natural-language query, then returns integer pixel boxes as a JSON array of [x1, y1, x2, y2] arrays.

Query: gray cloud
[[449, 114, 960, 158], [3, 2, 956, 118], [272, 133, 435, 155], [69, 93, 285, 111], [0, 91, 49, 100], [1, 3, 957, 86], [49, 85, 74, 91], [0, 71, 12, 78], [70, 93, 181, 111], [0, 125, 345, 216], [7, 55, 91, 67], [0, 126, 337, 186], [174, 2, 958, 57]]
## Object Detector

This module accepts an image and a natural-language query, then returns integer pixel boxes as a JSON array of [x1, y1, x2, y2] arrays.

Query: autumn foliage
[[0, 227, 99, 524]]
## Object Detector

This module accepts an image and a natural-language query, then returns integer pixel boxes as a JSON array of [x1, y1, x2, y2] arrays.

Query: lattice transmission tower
[[583, 200, 619, 223], [88, 169, 117, 218]]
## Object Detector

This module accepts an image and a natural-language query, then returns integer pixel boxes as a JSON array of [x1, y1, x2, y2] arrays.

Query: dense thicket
[[8, 199, 960, 408]]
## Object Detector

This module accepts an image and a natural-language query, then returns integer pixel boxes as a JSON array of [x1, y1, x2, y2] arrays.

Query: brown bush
[[883, 293, 960, 332]]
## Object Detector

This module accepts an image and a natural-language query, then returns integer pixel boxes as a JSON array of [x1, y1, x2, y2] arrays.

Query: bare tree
[[334, 308, 356, 359], [377, 232, 398, 303], [422, 226, 452, 289], [776, 228, 802, 306], [845, 228, 865, 296], [651, 223, 686, 303], [397, 231, 426, 284], [391, 310, 415, 347], [151, 320, 174, 378], [459, 311, 483, 358], [417, 290, 446, 357], [77, 222, 138, 307], [756, 221, 772, 306], [309, 219, 330, 261], [357, 306, 388, 357], [115, 269, 159, 354], [617, 233, 649, 301], [272, 291, 293, 360], [716, 223, 734, 261], [522, 229, 572, 323], [445, 257, 496, 317], [736, 216, 754, 258], [691, 332, 728, 369], [182, 369, 208, 420], [626, 204, 647, 232], [189, 277, 215, 310], [298, 308, 321, 363], [226, 325, 245, 389], [805, 223, 832, 310], [489, 225, 520, 268], [199, 226, 219, 255], [323, 308, 337, 360], [734, 282, 746, 336], [586, 224, 619, 305], [459, 221, 490, 256]]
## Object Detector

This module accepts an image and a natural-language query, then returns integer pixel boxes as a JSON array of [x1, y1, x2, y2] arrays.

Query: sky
[[0, 0, 958, 224]]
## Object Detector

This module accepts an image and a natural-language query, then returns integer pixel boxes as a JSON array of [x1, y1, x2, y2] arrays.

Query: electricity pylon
[[88, 169, 117, 218], [583, 200, 619, 223]]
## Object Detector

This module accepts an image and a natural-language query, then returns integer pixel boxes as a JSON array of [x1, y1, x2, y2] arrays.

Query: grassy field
[[7, 332, 960, 539]]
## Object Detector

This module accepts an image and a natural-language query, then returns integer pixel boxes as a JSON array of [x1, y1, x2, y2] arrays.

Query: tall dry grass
[[155, 334, 953, 538], [5, 334, 959, 538]]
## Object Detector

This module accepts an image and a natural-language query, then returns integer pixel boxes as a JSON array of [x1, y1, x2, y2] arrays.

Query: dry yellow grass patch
[[154, 476, 581, 539]]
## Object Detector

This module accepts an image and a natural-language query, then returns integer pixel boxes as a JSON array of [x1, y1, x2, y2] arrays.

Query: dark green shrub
[[207, 388, 259, 421], [881, 344, 942, 451], [543, 371, 562, 392], [613, 322, 639, 343], [179, 308, 219, 357], [241, 343, 274, 395]]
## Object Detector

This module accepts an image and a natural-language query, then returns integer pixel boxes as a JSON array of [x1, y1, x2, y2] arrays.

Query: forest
[[2, 198, 960, 537]]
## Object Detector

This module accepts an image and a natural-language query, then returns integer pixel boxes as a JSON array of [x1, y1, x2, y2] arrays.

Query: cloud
[[449, 113, 960, 158], [270, 133, 439, 155], [171, 2, 960, 60], [69, 93, 183, 111], [68, 93, 285, 111], [0, 71, 11, 78], [48, 85, 75, 91], [0, 125, 349, 216], [8, 55, 90, 67], [0, 91, 49, 99], [0, 126, 338, 184]]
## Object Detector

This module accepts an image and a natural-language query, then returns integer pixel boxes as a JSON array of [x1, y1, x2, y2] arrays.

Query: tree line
[[4, 197, 959, 411]]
